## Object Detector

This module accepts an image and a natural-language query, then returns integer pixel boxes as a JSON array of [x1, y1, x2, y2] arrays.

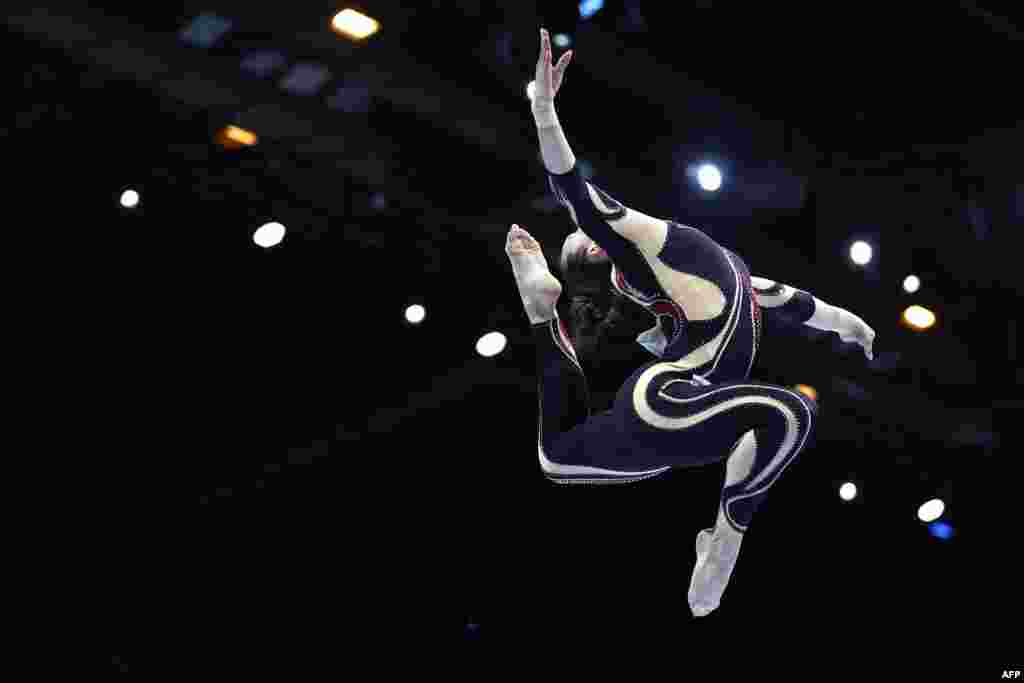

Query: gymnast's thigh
[[545, 360, 816, 474], [545, 363, 744, 472], [609, 362, 812, 468]]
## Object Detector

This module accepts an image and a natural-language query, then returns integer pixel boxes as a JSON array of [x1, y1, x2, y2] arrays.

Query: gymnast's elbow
[[583, 184, 668, 255]]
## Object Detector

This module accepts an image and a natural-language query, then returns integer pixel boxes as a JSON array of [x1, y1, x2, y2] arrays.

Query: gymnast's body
[[505, 29, 877, 617]]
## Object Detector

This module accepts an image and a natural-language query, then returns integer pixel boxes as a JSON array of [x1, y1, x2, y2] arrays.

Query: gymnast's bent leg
[[678, 380, 819, 617], [553, 360, 819, 611]]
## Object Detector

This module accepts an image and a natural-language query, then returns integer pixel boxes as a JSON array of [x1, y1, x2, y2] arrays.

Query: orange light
[[214, 125, 258, 150], [331, 9, 380, 40], [902, 305, 936, 331], [793, 384, 818, 402]]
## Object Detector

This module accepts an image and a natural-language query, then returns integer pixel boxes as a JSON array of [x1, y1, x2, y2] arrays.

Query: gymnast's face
[[559, 229, 610, 273]]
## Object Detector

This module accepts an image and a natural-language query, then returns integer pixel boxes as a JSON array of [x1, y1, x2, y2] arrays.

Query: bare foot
[[505, 224, 562, 324]]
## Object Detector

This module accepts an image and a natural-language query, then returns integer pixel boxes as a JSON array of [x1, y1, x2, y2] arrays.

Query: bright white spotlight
[[120, 189, 140, 209], [918, 498, 945, 522], [553, 33, 571, 48], [839, 482, 858, 501], [697, 164, 722, 192], [405, 304, 426, 324], [902, 305, 936, 331], [253, 222, 286, 248], [903, 275, 920, 293], [526, 80, 537, 101], [849, 240, 873, 266], [476, 331, 507, 358]]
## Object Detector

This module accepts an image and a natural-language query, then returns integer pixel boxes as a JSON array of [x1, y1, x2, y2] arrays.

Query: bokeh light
[[697, 164, 722, 192], [405, 304, 426, 324], [253, 221, 286, 248], [903, 305, 936, 331], [476, 331, 507, 357], [917, 498, 945, 522], [850, 240, 873, 266], [120, 189, 140, 208]]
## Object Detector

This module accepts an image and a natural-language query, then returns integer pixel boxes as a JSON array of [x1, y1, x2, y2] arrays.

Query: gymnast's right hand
[[531, 28, 573, 106]]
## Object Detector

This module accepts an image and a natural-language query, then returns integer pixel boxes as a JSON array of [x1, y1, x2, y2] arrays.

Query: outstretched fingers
[[555, 49, 573, 72], [552, 49, 573, 91], [536, 29, 551, 91]]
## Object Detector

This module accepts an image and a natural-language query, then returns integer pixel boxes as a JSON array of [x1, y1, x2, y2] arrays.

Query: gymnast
[[506, 29, 877, 617]]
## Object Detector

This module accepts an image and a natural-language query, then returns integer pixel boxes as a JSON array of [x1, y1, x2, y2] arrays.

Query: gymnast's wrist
[[808, 296, 843, 332], [531, 98, 561, 129], [836, 308, 862, 336]]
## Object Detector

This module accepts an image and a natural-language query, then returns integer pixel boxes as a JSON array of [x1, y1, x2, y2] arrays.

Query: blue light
[[580, 0, 604, 19], [928, 522, 954, 540], [179, 14, 234, 48]]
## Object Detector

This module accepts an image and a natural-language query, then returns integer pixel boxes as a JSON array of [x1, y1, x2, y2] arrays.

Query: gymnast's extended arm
[[751, 277, 876, 360], [529, 28, 667, 276]]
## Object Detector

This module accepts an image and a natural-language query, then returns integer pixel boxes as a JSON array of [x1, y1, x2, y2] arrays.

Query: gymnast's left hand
[[840, 317, 876, 361]]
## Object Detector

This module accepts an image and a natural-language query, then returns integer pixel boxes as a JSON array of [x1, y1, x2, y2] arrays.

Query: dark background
[[8, 0, 1014, 673]]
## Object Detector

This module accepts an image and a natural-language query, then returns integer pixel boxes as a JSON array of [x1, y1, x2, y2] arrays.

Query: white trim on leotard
[[537, 439, 671, 479]]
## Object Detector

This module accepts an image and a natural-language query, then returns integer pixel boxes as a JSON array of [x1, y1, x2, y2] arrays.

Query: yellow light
[[215, 125, 257, 150], [225, 125, 257, 146], [793, 384, 818, 402], [902, 305, 936, 331], [331, 9, 380, 40]]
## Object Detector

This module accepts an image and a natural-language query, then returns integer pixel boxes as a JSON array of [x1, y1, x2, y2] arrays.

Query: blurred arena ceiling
[[7, 1, 1019, 266], [4, 1, 1009, 454]]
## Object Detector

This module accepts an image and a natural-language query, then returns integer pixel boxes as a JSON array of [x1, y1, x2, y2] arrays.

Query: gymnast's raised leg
[[508, 222, 682, 485], [506, 223, 594, 464]]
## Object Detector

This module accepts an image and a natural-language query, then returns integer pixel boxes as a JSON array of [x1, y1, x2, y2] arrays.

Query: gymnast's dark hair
[[557, 244, 632, 360]]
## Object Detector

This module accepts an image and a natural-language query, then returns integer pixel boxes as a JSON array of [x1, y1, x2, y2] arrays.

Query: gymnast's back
[[549, 164, 763, 384]]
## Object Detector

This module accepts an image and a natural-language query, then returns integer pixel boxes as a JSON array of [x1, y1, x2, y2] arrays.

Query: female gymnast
[[507, 29, 877, 617]]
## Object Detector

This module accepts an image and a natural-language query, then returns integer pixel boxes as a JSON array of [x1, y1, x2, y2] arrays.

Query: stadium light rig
[[331, 9, 380, 40]]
